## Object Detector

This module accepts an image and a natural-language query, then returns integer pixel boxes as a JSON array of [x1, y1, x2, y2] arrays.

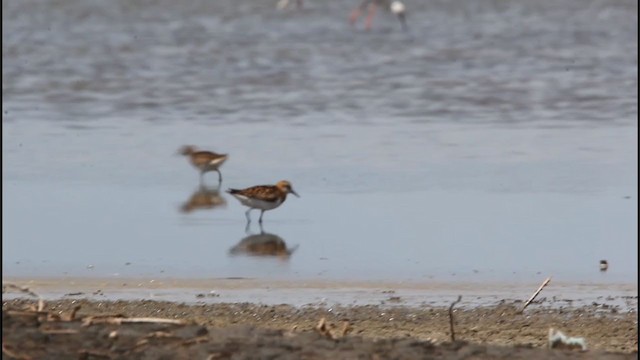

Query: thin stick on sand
[[83, 317, 188, 326], [2, 283, 45, 312], [2, 283, 40, 298], [448, 295, 462, 342], [2, 343, 32, 360], [520, 277, 551, 313]]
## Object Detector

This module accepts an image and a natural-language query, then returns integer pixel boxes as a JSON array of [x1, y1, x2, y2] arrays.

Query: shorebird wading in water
[[349, 0, 408, 31], [179, 145, 228, 183], [227, 180, 299, 224]]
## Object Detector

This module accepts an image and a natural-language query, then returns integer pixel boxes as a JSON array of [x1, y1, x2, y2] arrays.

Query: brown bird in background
[[349, 0, 408, 31], [179, 145, 228, 183]]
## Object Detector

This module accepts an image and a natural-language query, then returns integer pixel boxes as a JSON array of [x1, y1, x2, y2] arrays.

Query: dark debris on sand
[[2, 299, 636, 360]]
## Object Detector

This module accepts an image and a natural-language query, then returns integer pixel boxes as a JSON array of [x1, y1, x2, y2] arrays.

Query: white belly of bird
[[391, 1, 405, 14], [201, 157, 226, 171], [233, 194, 283, 211]]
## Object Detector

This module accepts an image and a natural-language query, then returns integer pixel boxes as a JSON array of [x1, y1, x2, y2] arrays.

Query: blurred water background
[[2, 0, 637, 285]]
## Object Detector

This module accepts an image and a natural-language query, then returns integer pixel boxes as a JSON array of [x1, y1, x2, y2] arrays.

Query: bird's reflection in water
[[229, 226, 298, 260], [180, 184, 227, 213]]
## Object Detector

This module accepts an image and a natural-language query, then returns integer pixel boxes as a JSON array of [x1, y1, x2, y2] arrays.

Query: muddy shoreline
[[2, 277, 637, 310], [3, 297, 637, 359]]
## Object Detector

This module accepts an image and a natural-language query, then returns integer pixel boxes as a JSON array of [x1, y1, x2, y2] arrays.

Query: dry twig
[[67, 305, 82, 321], [40, 328, 79, 335], [142, 331, 176, 339], [448, 295, 462, 342], [316, 317, 330, 337], [82, 314, 186, 327], [4, 310, 48, 317], [2, 284, 39, 298], [77, 349, 115, 359], [315, 317, 352, 340], [340, 320, 353, 337], [2, 343, 32, 360], [182, 336, 210, 346], [2, 283, 45, 312], [520, 277, 552, 313]]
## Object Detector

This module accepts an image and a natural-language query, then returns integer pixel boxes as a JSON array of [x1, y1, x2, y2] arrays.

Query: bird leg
[[365, 3, 377, 30], [216, 169, 222, 183], [349, 8, 362, 25], [245, 209, 252, 223], [350, 0, 370, 25], [258, 210, 265, 224], [397, 13, 408, 32]]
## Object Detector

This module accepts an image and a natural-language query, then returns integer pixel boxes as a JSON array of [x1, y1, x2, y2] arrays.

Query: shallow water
[[2, 0, 638, 286]]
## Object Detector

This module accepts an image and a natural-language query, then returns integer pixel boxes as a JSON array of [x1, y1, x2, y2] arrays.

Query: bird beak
[[290, 189, 300, 197]]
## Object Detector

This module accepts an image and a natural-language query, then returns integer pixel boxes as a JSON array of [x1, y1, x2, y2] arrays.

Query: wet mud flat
[[3, 298, 637, 359]]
